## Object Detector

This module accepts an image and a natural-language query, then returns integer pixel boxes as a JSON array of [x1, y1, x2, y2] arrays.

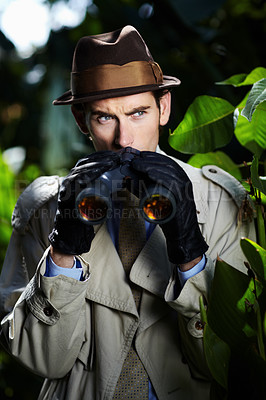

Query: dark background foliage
[[0, 0, 265, 398], [1, 0, 265, 174]]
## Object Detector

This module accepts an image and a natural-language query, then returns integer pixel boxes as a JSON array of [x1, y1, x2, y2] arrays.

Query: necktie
[[112, 190, 149, 399]]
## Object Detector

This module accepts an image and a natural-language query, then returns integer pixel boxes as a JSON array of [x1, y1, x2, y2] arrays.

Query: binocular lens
[[76, 186, 176, 225], [142, 194, 173, 222], [78, 195, 109, 223]]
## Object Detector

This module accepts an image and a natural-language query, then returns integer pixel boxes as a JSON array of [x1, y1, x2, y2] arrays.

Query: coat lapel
[[130, 225, 173, 297], [81, 223, 173, 321], [81, 223, 138, 316]]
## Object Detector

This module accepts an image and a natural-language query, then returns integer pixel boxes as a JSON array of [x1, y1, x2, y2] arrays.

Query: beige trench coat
[[0, 150, 256, 400]]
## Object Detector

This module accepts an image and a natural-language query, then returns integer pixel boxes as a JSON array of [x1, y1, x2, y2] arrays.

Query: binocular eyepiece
[[75, 147, 176, 225]]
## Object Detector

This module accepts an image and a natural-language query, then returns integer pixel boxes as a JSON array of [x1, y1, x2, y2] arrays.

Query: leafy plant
[[0, 151, 41, 269], [0, 150, 42, 399], [169, 66, 266, 161], [169, 67, 266, 398], [0, 153, 17, 264]]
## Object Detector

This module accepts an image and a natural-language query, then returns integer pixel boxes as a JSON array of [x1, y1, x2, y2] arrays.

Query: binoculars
[[75, 147, 176, 225]]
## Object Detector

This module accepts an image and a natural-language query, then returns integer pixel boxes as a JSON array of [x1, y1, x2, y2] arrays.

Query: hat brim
[[53, 75, 181, 105]]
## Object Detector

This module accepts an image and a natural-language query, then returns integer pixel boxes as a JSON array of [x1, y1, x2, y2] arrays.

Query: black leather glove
[[131, 151, 208, 264], [49, 151, 120, 255]]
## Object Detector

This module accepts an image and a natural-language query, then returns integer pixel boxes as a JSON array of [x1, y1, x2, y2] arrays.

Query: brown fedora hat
[[53, 25, 181, 105]]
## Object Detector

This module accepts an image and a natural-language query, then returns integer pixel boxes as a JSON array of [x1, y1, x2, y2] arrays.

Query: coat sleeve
[[0, 176, 60, 319], [164, 168, 256, 380], [1, 249, 91, 379], [0, 176, 92, 378]]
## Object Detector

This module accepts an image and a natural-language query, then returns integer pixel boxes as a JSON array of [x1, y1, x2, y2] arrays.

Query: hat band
[[71, 61, 163, 96]]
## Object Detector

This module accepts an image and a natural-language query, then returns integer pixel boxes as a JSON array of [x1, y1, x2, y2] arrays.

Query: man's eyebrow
[[125, 106, 150, 116], [89, 105, 150, 117], [90, 109, 115, 118]]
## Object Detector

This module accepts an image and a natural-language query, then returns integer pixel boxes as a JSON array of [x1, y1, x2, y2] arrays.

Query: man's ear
[[159, 91, 171, 126], [71, 104, 90, 134]]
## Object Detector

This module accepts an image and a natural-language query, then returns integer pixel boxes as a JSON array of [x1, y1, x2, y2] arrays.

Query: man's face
[[82, 91, 171, 152]]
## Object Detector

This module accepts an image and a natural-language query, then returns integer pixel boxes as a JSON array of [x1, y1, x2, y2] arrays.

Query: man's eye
[[98, 115, 112, 123], [133, 111, 145, 117]]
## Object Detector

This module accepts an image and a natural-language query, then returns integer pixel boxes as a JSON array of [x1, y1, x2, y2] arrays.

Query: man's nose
[[114, 120, 134, 148]]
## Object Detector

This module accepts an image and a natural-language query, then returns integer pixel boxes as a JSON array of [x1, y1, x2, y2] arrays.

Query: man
[[0, 26, 255, 399]]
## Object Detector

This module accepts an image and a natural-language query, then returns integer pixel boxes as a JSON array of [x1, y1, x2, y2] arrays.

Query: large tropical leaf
[[241, 79, 266, 122], [240, 238, 266, 283], [169, 96, 234, 154], [251, 156, 266, 196], [203, 324, 230, 390], [204, 257, 266, 398], [207, 259, 257, 351], [234, 93, 266, 157], [216, 67, 266, 87], [200, 296, 230, 390]]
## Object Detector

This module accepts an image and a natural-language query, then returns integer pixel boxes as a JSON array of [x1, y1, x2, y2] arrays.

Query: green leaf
[[242, 322, 257, 338], [188, 151, 242, 180], [241, 181, 266, 206], [200, 295, 230, 391], [241, 79, 266, 121], [236, 277, 262, 341], [216, 73, 247, 87], [216, 67, 266, 87], [169, 96, 234, 154], [240, 238, 266, 282], [0, 154, 16, 222], [207, 259, 256, 351], [234, 94, 266, 157], [0, 222, 12, 244], [204, 324, 231, 389], [251, 155, 266, 196]]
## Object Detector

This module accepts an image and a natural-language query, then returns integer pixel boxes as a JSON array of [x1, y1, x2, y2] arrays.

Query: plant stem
[[254, 299, 266, 361], [256, 203, 266, 249], [199, 295, 207, 325]]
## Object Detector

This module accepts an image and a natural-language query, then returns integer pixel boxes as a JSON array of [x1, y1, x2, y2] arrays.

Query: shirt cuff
[[177, 254, 206, 287], [45, 254, 83, 281]]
